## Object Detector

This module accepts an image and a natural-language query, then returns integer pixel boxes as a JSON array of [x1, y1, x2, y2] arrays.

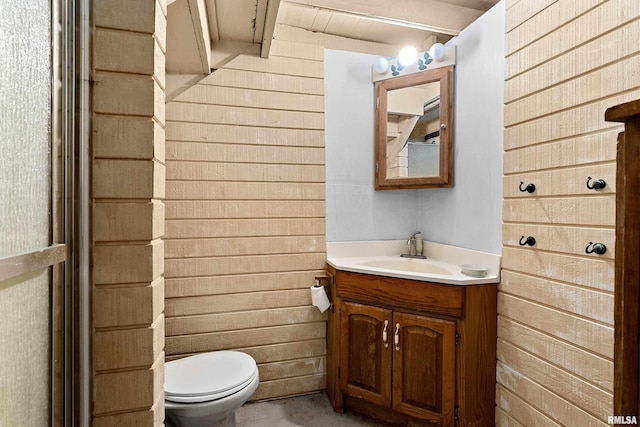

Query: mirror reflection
[[375, 65, 454, 190], [386, 81, 441, 178]]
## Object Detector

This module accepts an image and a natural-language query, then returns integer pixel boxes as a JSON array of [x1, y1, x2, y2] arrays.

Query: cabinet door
[[392, 312, 456, 426], [340, 301, 393, 406]]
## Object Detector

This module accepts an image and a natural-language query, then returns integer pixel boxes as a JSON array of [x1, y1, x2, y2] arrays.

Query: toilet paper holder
[[313, 274, 334, 312], [314, 274, 334, 286]]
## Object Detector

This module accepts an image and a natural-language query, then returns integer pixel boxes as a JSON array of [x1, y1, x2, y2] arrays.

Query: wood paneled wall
[[499, 0, 639, 424], [164, 40, 328, 400], [91, 0, 166, 425]]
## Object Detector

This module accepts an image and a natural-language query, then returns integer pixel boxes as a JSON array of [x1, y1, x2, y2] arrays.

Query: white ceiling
[[277, 0, 499, 46], [166, 0, 500, 74]]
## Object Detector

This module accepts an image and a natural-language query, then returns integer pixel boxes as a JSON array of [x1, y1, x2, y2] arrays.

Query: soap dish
[[460, 264, 488, 277]]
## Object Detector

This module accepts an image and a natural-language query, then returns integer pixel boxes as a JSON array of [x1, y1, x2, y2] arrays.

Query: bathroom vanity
[[324, 241, 499, 427]]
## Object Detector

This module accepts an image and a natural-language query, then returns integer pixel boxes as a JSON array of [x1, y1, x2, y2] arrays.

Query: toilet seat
[[165, 351, 258, 404]]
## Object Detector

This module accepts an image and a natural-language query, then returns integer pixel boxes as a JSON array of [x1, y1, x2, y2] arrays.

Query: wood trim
[[335, 270, 464, 318], [375, 65, 454, 190], [260, 0, 280, 58], [606, 99, 640, 417], [326, 265, 343, 412], [0, 244, 67, 282]]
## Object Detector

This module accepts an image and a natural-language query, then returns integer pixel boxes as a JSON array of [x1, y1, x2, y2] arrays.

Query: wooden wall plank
[[496, 386, 560, 426], [502, 224, 615, 259], [505, 0, 605, 56], [504, 0, 558, 33], [167, 162, 325, 182], [504, 0, 523, 10], [504, 89, 640, 150], [505, 54, 640, 126], [164, 200, 325, 219], [223, 54, 324, 78], [497, 339, 613, 420], [503, 197, 616, 226], [258, 356, 326, 382], [269, 40, 324, 61], [165, 236, 325, 258], [166, 122, 324, 146], [503, 130, 618, 174], [251, 374, 326, 401], [498, 293, 613, 358], [505, 0, 637, 78], [505, 21, 640, 103], [496, 362, 608, 427], [237, 340, 327, 365], [495, 406, 525, 427], [166, 285, 311, 317], [502, 247, 614, 291], [199, 68, 323, 95], [166, 338, 328, 364], [166, 141, 324, 163], [500, 270, 614, 324], [165, 253, 327, 279], [166, 306, 326, 336], [165, 218, 325, 239], [165, 270, 326, 298], [165, 323, 326, 354], [166, 289, 312, 317], [165, 181, 325, 201], [166, 102, 324, 129], [165, 38, 327, 401], [173, 85, 324, 112], [503, 163, 616, 197], [498, 317, 613, 391]]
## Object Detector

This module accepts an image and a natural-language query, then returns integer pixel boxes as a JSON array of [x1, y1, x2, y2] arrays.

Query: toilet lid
[[165, 351, 257, 403]]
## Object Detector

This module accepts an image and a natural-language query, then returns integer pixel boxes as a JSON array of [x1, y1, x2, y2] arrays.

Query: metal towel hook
[[519, 236, 536, 246], [519, 181, 536, 193], [586, 177, 606, 190], [585, 242, 607, 255]]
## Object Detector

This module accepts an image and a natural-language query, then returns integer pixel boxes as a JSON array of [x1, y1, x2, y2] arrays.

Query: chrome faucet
[[408, 233, 418, 256], [401, 232, 426, 259]]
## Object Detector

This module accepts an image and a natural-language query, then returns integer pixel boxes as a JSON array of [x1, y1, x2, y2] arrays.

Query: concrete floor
[[236, 393, 388, 427]]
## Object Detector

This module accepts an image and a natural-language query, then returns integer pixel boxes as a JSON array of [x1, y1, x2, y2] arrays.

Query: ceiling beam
[[167, 0, 212, 74], [261, 0, 281, 58], [189, 0, 212, 72], [205, 0, 220, 43], [282, 0, 482, 36]]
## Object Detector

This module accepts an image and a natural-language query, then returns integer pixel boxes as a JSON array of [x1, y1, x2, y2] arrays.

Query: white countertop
[[326, 240, 501, 285]]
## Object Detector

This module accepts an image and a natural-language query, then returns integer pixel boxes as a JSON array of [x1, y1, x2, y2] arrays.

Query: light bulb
[[429, 43, 445, 62], [373, 57, 389, 74], [398, 46, 418, 66]]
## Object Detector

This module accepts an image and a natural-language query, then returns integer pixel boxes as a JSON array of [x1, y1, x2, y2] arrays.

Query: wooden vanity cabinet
[[339, 302, 393, 407], [326, 267, 497, 427]]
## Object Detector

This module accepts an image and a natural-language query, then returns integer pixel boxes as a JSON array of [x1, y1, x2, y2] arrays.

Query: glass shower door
[[0, 1, 66, 425]]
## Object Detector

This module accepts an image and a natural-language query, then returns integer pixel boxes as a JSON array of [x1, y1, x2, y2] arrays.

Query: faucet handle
[[411, 231, 422, 238]]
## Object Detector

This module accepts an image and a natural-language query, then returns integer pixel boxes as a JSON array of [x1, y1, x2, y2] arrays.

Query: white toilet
[[164, 351, 259, 427]]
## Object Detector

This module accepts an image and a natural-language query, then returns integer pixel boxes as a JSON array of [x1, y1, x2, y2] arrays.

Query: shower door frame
[[0, 0, 90, 424]]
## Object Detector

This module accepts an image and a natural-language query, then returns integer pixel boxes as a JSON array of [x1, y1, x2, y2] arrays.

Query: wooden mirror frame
[[375, 65, 454, 190]]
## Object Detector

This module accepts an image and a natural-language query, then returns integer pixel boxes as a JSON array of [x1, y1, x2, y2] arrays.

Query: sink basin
[[326, 240, 501, 285], [357, 258, 452, 275]]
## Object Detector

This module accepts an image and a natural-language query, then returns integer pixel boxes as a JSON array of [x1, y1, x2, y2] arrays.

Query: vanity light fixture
[[372, 44, 455, 81], [398, 46, 418, 66], [428, 43, 445, 62], [373, 57, 390, 74]]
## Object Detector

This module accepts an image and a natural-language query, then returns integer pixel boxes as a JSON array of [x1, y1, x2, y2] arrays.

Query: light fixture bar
[[281, 1, 460, 36]]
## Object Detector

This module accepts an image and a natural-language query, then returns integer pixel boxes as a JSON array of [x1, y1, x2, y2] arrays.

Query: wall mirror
[[375, 65, 454, 189]]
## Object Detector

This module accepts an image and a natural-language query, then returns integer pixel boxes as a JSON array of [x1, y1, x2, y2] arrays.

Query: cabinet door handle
[[394, 323, 400, 351], [383, 320, 389, 348]]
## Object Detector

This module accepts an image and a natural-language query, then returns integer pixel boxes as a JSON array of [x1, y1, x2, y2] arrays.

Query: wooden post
[[605, 99, 640, 417]]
